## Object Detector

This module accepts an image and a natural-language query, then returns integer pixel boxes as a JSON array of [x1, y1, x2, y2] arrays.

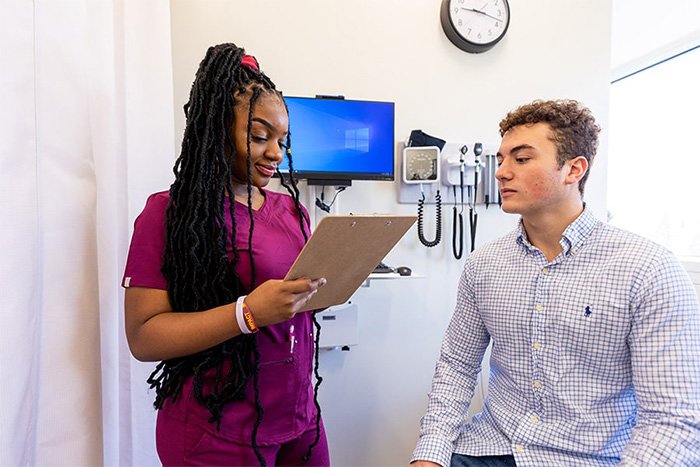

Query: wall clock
[[440, 0, 510, 54]]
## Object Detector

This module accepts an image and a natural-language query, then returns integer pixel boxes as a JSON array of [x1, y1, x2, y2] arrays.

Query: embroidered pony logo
[[584, 305, 592, 317]]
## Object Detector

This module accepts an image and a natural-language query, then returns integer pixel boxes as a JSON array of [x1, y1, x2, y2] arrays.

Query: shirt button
[[533, 380, 543, 389], [532, 342, 541, 350], [529, 414, 540, 424], [514, 444, 525, 454], [535, 304, 543, 311], [542, 267, 549, 274]]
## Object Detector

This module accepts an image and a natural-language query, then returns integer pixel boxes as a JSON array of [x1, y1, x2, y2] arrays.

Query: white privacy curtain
[[1, 1, 175, 465]]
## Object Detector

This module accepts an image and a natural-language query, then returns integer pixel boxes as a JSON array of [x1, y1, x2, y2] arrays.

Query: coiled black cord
[[452, 186, 464, 259], [417, 189, 442, 247]]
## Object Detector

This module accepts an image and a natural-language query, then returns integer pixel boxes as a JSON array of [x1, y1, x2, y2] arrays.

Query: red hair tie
[[241, 54, 259, 71]]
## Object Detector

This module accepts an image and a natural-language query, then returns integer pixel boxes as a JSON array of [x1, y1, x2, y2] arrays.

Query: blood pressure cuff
[[407, 130, 446, 150]]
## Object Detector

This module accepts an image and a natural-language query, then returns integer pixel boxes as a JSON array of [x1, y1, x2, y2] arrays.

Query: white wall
[[169, 1, 611, 465]]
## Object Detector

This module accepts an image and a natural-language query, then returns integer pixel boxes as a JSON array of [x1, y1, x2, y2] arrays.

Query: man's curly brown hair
[[499, 99, 601, 195]]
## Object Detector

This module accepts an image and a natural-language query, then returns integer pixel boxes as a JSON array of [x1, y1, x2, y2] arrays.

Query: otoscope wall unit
[[397, 141, 499, 206]]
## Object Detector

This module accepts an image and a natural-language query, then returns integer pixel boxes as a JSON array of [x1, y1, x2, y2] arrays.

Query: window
[[608, 45, 700, 261]]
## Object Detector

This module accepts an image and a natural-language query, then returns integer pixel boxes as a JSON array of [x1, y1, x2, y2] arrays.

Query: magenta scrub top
[[122, 189, 318, 445]]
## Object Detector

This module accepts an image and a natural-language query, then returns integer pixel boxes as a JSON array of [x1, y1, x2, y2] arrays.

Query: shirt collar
[[516, 204, 599, 256]]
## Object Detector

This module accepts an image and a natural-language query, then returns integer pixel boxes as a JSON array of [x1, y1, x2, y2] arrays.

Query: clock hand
[[460, 7, 503, 23]]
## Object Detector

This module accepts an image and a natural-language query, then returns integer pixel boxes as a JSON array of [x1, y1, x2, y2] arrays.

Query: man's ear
[[565, 156, 588, 186]]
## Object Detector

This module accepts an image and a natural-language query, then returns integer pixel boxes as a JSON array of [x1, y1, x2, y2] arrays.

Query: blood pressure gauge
[[403, 146, 441, 184]]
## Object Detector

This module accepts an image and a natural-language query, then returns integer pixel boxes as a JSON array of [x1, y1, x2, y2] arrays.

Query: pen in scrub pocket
[[289, 324, 295, 353]]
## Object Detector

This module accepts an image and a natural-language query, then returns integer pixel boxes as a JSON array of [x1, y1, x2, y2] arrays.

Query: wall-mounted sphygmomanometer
[[403, 146, 440, 183], [403, 130, 445, 247]]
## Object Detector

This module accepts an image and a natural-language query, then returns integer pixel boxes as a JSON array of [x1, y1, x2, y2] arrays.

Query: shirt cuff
[[411, 435, 453, 467]]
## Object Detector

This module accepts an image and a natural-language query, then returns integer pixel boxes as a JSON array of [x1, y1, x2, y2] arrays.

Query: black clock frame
[[440, 0, 510, 54]]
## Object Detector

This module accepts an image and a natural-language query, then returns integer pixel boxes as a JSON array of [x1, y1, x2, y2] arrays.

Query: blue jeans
[[451, 453, 517, 467]]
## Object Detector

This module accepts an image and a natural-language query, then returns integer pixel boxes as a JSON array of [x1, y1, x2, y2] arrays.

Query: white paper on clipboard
[[284, 214, 417, 312]]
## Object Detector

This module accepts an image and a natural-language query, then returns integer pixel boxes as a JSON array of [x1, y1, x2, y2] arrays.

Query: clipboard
[[284, 214, 417, 312]]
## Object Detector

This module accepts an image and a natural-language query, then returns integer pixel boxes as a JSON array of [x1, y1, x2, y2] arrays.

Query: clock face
[[403, 147, 440, 183], [407, 153, 437, 181], [441, 0, 510, 53]]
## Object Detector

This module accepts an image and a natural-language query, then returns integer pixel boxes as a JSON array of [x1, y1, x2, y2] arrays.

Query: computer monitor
[[279, 96, 395, 186]]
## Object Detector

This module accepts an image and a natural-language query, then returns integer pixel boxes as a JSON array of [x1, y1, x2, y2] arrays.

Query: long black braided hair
[[145, 43, 323, 466]]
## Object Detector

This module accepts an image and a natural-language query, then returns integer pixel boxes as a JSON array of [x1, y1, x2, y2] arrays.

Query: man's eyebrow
[[509, 144, 534, 155], [496, 144, 534, 159], [251, 117, 288, 136]]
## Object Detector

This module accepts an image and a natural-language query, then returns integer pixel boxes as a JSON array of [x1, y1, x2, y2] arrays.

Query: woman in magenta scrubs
[[122, 43, 329, 466]]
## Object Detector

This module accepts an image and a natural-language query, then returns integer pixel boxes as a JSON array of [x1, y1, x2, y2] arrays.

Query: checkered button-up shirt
[[412, 207, 700, 466]]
